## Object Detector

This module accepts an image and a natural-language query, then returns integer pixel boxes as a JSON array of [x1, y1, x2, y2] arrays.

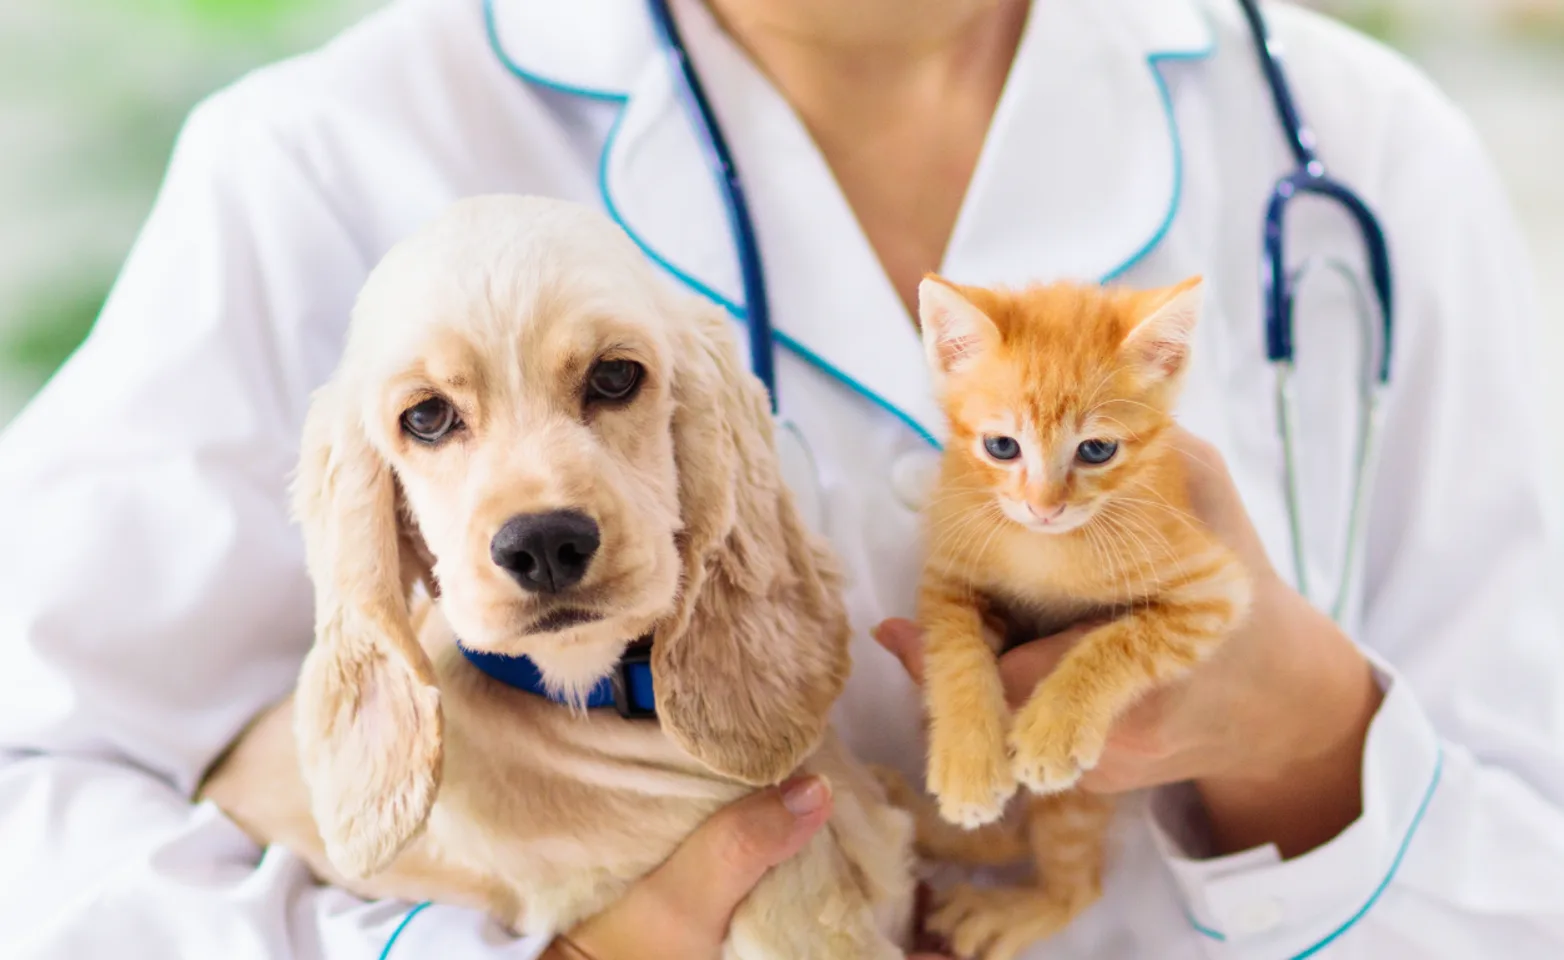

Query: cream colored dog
[[201, 196, 914, 958]]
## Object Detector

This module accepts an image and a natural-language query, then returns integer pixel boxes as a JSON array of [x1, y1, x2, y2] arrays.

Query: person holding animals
[[3, 0, 1563, 958]]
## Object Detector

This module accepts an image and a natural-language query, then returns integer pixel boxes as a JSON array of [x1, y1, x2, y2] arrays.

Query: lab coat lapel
[[490, 0, 746, 310], [485, 0, 653, 98], [603, 56, 749, 314], [941, 0, 1216, 288]]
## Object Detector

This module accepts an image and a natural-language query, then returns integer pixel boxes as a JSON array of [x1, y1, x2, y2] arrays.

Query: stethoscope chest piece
[[776, 418, 826, 532]]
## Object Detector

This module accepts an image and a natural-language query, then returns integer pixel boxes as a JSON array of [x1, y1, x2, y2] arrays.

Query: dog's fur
[[200, 196, 914, 958]]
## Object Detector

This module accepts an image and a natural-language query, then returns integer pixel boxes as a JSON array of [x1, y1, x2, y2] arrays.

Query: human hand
[[542, 775, 950, 959], [876, 426, 1383, 858]]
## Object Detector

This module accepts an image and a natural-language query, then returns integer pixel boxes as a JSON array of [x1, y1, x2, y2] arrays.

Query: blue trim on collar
[[774, 329, 942, 450], [1101, 33, 1219, 284], [458, 641, 658, 717], [483, 0, 627, 102], [483, 0, 1215, 454]]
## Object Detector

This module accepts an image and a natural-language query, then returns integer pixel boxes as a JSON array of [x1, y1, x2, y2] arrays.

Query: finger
[[1166, 426, 1274, 575], [645, 775, 834, 931], [872, 618, 926, 686], [1165, 425, 1229, 516], [997, 623, 1095, 708], [997, 641, 1066, 708]]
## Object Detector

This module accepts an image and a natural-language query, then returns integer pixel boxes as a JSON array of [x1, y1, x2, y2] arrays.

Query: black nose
[[490, 510, 601, 594]]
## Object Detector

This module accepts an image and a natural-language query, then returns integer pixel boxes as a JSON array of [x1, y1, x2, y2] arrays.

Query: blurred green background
[[0, 0, 377, 418], [2, 0, 1562, 444]]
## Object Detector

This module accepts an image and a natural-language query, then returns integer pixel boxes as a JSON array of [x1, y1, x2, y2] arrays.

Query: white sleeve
[[0, 90, 548, 960], [1151, 38, 1564, 960], [0, 756, 550, 960]]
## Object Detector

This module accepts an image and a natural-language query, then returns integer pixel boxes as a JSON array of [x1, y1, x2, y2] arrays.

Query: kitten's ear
[[1122, 276, 1203, 381], [918, 275, 1000, 380]]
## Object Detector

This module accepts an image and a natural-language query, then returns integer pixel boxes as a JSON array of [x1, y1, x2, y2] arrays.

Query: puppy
[[201, 196, 914, 959]]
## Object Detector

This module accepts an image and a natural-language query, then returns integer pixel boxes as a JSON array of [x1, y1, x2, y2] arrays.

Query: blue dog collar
[[457, 640, 657, 719]]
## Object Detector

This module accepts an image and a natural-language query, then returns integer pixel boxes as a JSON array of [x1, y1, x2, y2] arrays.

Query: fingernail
[[780, 775, 830, 817]]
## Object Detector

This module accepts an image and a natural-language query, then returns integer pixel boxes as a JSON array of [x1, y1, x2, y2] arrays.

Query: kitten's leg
[[926, 791, 1114, 960], [871, 764, 1029, 867], [1027, 789, 1115, 907], [919, 576, 1017, 826], [1010, 549, 1251, 793]]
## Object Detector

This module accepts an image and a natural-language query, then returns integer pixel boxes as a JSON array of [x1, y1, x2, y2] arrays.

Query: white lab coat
[[2, 0, 1561, 957]]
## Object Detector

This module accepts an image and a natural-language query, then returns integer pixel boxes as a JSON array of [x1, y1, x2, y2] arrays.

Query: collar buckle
[[611, 642, 656, 719]]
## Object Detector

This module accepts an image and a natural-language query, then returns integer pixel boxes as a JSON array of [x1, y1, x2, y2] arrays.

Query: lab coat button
[[891, 450, 942, 510], [1228, 897, 1285, 937]]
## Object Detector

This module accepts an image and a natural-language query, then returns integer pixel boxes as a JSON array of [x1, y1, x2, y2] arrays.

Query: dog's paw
[[927, 884, 1073, 960], [927, 727, 1016, 827], [1009, 701, 1107, 795]]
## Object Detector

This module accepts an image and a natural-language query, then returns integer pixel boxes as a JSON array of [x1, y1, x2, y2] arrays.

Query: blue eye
[[1076, 439, 1119, 465], [984, 436, 1021, 461]]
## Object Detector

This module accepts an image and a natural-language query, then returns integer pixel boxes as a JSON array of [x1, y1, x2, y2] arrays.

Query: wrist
[[1195, 581, 1383, 858]]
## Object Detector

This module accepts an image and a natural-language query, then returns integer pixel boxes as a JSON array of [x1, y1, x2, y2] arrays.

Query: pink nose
[[1029, 502, 1067, 523]]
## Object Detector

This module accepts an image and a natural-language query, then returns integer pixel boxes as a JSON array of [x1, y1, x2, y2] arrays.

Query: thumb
[[872, 618, 926, 686], [647, 775, 834, 930]]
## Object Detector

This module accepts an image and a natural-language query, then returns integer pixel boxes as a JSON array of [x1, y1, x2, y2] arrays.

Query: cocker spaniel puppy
[[201, 196, 914, 958]]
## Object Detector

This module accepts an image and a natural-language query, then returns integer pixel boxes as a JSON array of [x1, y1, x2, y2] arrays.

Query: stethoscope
[[645, 0, 1393, 622]]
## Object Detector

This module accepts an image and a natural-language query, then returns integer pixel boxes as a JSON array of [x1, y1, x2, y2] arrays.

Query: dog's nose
[[490, 510, 601, 594]]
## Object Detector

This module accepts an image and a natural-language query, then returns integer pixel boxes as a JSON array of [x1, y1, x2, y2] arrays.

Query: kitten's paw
[[927, 884, 1074, 960], [1009, 703, 1108, 795], [927, 728, 1016, 827]]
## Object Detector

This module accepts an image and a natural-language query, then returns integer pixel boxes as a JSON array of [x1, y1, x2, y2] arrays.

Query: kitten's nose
[[1030, 502, 1067, 523]]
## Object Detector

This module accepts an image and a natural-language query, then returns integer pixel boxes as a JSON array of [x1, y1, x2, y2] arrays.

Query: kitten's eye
[[1076, 439, 1119, 465], [586, 359, 643, 404], [401, 398, 460, 443], [984, 435, 1021, 462]]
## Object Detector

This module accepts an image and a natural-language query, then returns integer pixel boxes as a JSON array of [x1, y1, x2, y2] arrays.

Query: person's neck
[[702, 0, 1028, 136]]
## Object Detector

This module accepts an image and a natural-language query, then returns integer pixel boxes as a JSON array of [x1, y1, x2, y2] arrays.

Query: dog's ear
[[289, 380, 443, 880], [653, 304, 851, 785]]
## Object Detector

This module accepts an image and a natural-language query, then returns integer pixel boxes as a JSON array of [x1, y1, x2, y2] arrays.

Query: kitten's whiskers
[[1100, 501, 1188, 588]]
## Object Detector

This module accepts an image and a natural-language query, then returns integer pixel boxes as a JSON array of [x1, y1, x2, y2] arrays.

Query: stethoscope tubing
[[1240, 0, 1394, 617], [1237, 0, 1319, 171], [1263, 172, 1395, 386], [1273, 256, 1387, 622], [645, 0, 779, 413]]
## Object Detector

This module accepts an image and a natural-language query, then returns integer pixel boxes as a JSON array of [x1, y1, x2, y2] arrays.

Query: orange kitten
[[909, 275, 1252, 959]]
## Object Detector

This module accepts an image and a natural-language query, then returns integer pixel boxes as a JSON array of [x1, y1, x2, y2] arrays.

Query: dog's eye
[[401, 398, 459, 443], [585, 359, 643, 404]]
